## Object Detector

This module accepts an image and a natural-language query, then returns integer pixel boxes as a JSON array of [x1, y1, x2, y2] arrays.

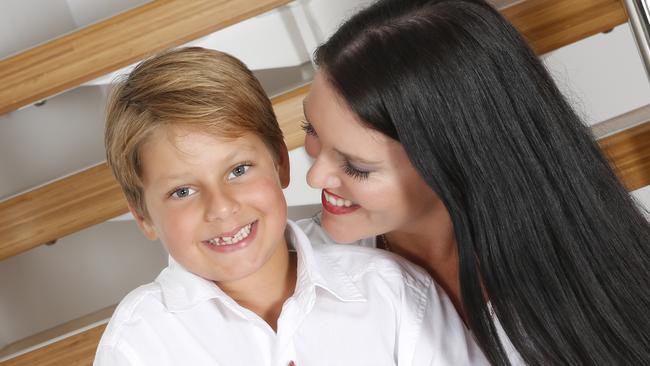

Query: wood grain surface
[[0, 0, 292, 115]]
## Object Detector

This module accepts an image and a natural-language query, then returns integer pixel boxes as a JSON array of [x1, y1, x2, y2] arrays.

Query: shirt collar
[[286, 220, 366, 303], [156, 220, 365, 313], [155, 256, 236, 313]]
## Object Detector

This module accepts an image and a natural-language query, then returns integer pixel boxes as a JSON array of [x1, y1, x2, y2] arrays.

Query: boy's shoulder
[[314, 239, 432, 291], [295, 217, 432, 292], [97, 281, 164, 348]]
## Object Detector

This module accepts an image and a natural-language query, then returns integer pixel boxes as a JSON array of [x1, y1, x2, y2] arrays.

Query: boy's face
[[132, 125, 290, 286]]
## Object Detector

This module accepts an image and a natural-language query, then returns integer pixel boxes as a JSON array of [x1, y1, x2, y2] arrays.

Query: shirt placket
[[273, 287, 315, 366]]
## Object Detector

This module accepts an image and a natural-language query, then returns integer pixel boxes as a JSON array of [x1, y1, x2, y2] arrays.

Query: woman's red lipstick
[[321, 190, 360, 215]]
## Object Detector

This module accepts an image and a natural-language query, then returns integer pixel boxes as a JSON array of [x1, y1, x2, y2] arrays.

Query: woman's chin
[[322, 218, 368, 244]]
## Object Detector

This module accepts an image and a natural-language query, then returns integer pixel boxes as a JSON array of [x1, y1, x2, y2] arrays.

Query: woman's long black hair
[[314, 0, 650, 364]]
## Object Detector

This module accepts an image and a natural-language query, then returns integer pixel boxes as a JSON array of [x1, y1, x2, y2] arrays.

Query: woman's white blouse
[[94, 220, 489, 366]]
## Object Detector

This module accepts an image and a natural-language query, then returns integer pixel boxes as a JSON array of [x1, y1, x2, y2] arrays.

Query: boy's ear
[[277, 142, 290, 189], [128, 204, 158, 241]]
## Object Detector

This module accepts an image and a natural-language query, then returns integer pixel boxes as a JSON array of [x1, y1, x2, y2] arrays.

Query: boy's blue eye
[[228, 164, 251, 180], [301, 120, 317, 137], [170, 187, 196, 199]]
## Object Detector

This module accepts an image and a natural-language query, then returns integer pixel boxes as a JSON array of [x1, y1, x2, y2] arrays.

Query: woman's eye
[[301, 120, 317, 137], [342, 161, 370, 180], [170, 187, 196, 199], [228, 164, 251, 180]]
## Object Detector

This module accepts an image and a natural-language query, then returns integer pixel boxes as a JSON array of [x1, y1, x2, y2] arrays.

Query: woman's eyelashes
[[301, 120, 370, 179], [341, 160, 370, 180], [301, 120, 317, 136]]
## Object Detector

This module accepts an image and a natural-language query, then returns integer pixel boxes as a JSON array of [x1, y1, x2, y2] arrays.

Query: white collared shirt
[[94, 220, 488, 366], [300, 215, 524, 365]]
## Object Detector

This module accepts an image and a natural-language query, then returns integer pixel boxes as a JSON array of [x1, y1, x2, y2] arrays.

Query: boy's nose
[[306, 156, 341, 189], [204, 189, 239, 221]]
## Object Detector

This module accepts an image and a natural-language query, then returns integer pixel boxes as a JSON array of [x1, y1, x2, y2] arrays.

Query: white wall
[[632, 185, 650, 219], [65, 0, 150, 28], [0, 0, 150, 60], [0, 86, 107, 200], [286, 148, 321, 206], [544, 23, 650, 126], [0, 221, 167, 349], [0, 0, 76, 59]]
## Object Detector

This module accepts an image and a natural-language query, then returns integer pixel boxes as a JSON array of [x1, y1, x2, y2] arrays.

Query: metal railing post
[[624, 0, 650, 81]]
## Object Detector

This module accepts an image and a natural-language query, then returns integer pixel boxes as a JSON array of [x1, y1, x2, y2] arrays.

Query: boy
[[95, 47, 486, 365]]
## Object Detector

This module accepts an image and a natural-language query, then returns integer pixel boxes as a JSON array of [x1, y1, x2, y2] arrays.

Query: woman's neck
[[217, 242, 297, 331], [384, 210, 466, 324]]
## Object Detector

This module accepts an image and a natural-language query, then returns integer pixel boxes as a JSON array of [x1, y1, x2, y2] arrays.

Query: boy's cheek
[[242, 179, 286, 203]]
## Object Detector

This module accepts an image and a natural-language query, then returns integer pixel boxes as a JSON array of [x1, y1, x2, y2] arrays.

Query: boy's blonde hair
[[105, 47, 284, 218]]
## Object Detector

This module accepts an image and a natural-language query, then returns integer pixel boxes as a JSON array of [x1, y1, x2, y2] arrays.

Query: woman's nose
[[304, 134, 340, 188], [306, 155, 341, 189]]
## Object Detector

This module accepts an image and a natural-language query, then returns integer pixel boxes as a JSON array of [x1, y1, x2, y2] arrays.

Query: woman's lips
[[321, 190, 360, 215]]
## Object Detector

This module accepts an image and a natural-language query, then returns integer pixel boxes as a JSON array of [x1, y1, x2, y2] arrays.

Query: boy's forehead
[[141, 125, 272, 165], [139, 130, 273, 183], [155, 125, 243, 146]]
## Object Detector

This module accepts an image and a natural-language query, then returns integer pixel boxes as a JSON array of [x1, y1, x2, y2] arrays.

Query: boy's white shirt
[[94, 220, 489, 366], [302, 214, 525, 365]]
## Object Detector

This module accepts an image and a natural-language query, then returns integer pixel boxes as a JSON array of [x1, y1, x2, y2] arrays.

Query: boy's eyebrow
[[152, 173, 187, 185], [151, 145, 257, 186]]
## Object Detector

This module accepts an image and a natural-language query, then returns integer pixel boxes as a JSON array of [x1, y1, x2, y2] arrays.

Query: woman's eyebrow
[[302, 98, 310, 121], [334, 148, 380, 166], [302, 96, 379, 166]]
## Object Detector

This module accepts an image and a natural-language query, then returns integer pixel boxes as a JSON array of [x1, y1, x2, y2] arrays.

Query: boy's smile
[[131, 125, 290, 287], [202, 220, 257, 252]]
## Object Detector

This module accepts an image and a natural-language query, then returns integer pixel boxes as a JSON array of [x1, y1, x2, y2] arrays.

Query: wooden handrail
[[0, 0, 292, 115], [0, 324, 106, 366], [599, 121, 650, 191], [0, 85, 309, 261], [501, 0, 627, 54]]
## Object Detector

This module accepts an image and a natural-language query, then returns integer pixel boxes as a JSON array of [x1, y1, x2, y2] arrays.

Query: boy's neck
[[216, 239, 297, 332]]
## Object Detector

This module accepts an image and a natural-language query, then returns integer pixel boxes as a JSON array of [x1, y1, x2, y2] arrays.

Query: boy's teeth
[[207, 223, 253, 246], [324, 191, 353, 208]]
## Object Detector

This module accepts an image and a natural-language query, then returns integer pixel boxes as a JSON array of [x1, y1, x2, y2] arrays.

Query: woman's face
[[303, 71, 444, 243]]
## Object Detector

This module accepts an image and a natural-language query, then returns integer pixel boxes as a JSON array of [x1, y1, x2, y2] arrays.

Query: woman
[[300, 0, 650, 364]]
